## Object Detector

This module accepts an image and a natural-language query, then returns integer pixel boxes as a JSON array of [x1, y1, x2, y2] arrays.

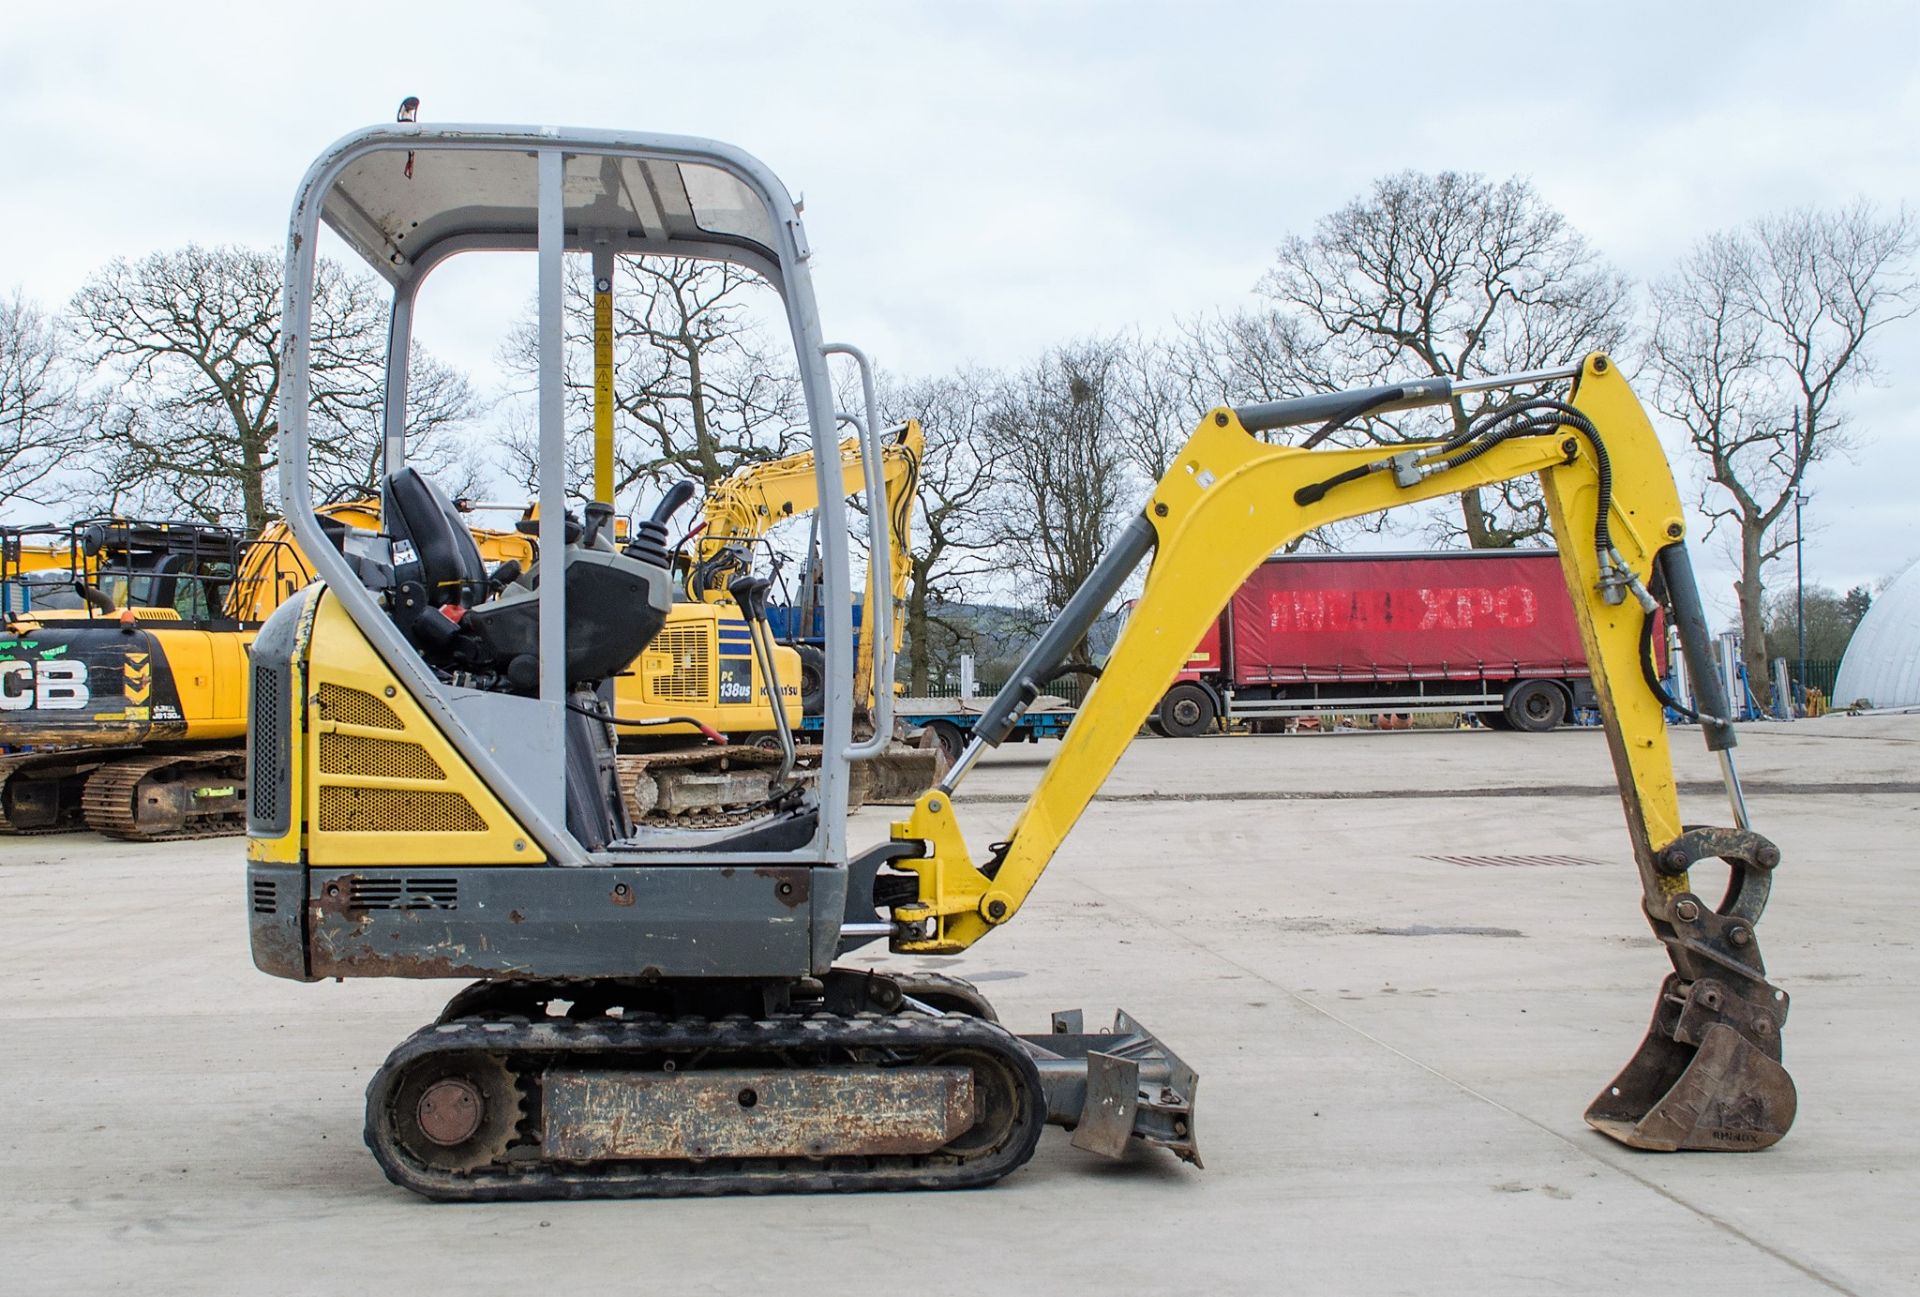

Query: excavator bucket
[[1019, 1009, 1201, 1166], [859, 733, 948, 806], [1584, 973, 1797, 1152]]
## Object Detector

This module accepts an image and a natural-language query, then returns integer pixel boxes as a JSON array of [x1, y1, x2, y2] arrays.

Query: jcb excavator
[[248, 122, 1794, 1200], [0, 507, 533, 838]]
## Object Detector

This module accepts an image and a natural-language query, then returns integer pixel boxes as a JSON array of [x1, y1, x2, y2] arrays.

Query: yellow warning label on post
[[593, 280, 614, 503]]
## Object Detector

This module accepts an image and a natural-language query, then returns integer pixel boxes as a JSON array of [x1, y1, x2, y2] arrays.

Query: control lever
[[728, 574, 798, 790], [625, 480, 698, 571], [581, 501, 615, 550], [485, 559, 523, 594]]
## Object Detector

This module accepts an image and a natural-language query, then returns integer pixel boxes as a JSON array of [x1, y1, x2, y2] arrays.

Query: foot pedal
[[1585, 974, 1796, 1151], [1020, 1009, 1201, 1167]]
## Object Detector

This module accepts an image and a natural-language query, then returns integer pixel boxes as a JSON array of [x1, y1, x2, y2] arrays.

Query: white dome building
[[1834, 563, 1920, 709]]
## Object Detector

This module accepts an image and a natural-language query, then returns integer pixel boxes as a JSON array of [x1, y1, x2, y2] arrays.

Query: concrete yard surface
[[1, 715, 1915, 1295]]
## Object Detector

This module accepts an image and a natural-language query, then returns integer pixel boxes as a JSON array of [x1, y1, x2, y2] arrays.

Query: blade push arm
[[886, 352, 1793, 1152]]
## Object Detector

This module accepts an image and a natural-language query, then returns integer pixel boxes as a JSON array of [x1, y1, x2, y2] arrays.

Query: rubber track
[[80, 748, 246, 841], [365, 1010, 1046, 1201], [0, 748, 139, 835], [617, 745, 795, 829]]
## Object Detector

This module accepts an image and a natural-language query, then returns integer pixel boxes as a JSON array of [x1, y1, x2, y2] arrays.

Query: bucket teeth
[[1585, 974, 1796, 1152], [1021, 1008, 1201, 1168]]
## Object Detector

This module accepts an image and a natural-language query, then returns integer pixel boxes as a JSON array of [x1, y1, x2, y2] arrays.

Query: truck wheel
[[925, 719, 966, 764], [1481, 709, 1512, 731], [1157, 683, 1217, 738], [794, 645, 826, 716], [1503, 680, 1567, 732]]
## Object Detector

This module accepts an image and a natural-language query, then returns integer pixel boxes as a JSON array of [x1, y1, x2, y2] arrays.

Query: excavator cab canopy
[[321, 142, 790, 291], [279, 124, 880, 866]]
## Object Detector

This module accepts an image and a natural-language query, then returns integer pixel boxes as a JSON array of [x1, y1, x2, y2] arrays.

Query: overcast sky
[[4, 1, 1917, 627]]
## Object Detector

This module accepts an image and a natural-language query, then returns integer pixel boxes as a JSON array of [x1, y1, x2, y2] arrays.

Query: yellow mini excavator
[[0, 507, 532, 838], [249, 122, 1794, 1200]]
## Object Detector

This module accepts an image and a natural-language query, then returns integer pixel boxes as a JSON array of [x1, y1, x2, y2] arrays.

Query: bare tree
[[70, 245, 475, 533], [985, 340, 1128, 664], [0, 288, 83, 511], [1115, 314, 1379, 554], [501, 257, 803, 505], [1648, 202, 1916, 701], [1257, 171, 1633, 547], [876, 368, 1006, 692]]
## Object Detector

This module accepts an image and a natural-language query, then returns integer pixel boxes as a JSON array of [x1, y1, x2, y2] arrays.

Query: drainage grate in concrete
[[1423, 853, 1607, 868]]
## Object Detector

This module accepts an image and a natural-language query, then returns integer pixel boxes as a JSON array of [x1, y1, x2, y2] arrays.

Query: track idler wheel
[[373, 1050, 522, 1175], [1585, 972, 1796, 1152]]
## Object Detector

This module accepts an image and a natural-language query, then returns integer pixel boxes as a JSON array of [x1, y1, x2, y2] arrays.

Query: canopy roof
[[314, 127, 789, 287]]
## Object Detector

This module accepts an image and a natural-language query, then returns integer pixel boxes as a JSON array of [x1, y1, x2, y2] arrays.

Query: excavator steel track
[[617, 746, 793, 828], [80, 748, 247, 841], [365, 1008, 1046, 1201], [0, 747, 140, 835]]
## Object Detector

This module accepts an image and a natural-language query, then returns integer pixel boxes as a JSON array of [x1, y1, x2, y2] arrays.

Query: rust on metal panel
[[542, 1067, 974, 1160], [753, 866, 809, 909], [248, 918, 306, 979], [310, 942, 501, 980]]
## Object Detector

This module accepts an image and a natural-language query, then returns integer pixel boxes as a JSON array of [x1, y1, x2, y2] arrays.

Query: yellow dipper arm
[[890, 356, 1707, 953], [889, 354, 1797, 1158]]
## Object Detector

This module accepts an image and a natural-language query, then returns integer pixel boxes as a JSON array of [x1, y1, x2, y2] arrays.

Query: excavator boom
[[881, 353, 1795, 1154]]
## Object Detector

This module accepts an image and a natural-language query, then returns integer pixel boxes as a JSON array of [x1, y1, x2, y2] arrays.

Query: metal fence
[[914, 675, 1091, 707], [1790, 659, 1843, 700]]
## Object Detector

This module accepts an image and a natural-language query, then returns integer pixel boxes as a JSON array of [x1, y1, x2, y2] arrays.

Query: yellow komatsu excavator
[[249, 123, 1793, 1201], [674, 420, 922, 719], [611, 423, 938, 809], [0, 506, 531, 838], [590, 366, 928, 822]]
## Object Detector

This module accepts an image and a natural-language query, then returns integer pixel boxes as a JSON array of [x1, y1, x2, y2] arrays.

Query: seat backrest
[[385, 467, 486, 605]]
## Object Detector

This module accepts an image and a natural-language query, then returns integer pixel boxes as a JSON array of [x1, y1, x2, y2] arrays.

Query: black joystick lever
[[624, 480, 697, 571]]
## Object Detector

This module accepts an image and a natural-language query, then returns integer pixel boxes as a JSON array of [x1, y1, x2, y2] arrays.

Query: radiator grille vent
[[317, 787, 486, 833], [315, 683, 403, 731], [650, 625, 711, 702], [247, 662, 287, 830], [346, 876, 459, 910], [250, 877, 277, 915], [318, 732, 445, 781]]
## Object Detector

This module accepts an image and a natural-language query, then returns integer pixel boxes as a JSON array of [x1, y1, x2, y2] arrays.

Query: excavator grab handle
[[823, 340, 897, 761]]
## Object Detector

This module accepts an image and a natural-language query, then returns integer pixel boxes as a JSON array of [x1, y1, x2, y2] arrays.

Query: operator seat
[[380, 467, 674, 692], [385, 467, 488, 609]]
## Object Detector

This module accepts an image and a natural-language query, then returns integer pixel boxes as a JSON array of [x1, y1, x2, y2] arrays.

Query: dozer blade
[[1019, 1008, 1201, 1167], [859, 739, 946, 806], [1585, 973, 1796, 1152]]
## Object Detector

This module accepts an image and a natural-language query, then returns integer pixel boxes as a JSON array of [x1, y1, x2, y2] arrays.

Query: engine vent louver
[[316, 786, 486, 833], [315, 683, 404, 730], [250, 877, 277, 915], [345, 876, 460, 911], [317, 732, 445, 781], [247, 661, 291, 836], [650, 625, 711, 702]]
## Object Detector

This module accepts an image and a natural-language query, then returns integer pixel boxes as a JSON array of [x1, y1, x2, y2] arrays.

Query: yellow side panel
[[303, 592, 543, 867], [139, 626, 254, 740]]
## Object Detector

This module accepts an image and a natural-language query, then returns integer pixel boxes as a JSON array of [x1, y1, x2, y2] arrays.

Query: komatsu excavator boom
[[683, 423, 920, 706], [249, 123, 1790, 1205]]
